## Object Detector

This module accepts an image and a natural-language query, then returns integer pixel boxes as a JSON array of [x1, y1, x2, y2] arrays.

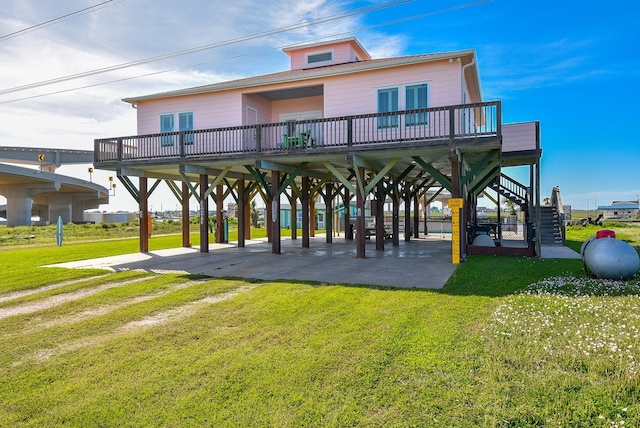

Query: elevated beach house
[[94, 37, 541, 258]]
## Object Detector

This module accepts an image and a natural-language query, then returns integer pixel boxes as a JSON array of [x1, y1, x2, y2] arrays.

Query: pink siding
[[286, 39, 370, 70], [243, 93, 271, 124], [324, 60, 462, 117], [135, 58, 465, 135], [137, 91, 243, 135], [271, 96, 323, 122], [502, 122, 539, 152]]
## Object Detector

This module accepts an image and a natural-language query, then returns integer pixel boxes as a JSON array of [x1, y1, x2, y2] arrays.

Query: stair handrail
[[499, 173, 528, 203], [550, 186, 566, 244], [550, 186, 563, 216]]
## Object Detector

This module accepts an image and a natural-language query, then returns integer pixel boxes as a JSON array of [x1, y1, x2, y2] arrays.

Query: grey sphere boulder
[[583, 237, 639, 280]]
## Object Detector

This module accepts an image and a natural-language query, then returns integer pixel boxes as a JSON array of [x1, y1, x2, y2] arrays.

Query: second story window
[[306, 51, 333, 66], [405, 83, 429, 126], [179, 112, 194, 145], [377, 87, 399, 129], [160, 114, 174, 147], [160, 112, 194, 146]]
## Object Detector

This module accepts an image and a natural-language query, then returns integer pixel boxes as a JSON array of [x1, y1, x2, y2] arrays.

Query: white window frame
[[160, 111, 194, 147], [377, 87, 399, 129], [405, 83, 430, 127], [305, 49, 334, 67], [375, 83, 432, 129], [160, 113, 175, 147], [178, 111, 194, 145]]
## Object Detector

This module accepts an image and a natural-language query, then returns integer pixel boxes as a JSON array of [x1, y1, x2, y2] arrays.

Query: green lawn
[[0, 225, 638, 426]]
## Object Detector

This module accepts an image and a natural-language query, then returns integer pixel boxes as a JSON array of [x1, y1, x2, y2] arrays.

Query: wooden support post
[[310, 198, 316, 238], [344, 189, 352, 240], [302, 177, 310, 248], [266, 197, 272, 243], [496, 187, 502, 243], [216, 183, 224, 243], [423, 195, 428, 235], [264, 198, 273, 243], [375, 181, 385, 251], [182, 181, 191, 248], [325, 183, 333, 244], [271, 170, 281, 254], [244, 198, 251, 240], [199, 174, 209, 253], [464, 194, 472, 252], [356, 167, 366, 258], [238, 179, 245, 247], [450, 155, 461, 198], [392, 190, 400, 247], [404, 191, 411, 242], [413, 193, 420, 238], [291, 196, 297, 240], [139, 177, 149, 253]]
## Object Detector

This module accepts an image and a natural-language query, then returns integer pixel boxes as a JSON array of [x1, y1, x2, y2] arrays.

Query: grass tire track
[[11, 284, 256, 366], [0, 274, 110, 304], [0, 276, 152, 320]]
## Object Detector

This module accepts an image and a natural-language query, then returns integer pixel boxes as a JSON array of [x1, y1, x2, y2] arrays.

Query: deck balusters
[[95, 101, 501, 163]]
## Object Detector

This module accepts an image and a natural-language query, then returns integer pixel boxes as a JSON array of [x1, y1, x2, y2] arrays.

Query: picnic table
[[356, 227, 393, 240]]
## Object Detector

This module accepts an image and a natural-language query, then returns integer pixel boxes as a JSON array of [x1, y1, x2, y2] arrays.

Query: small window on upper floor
[[160, 112, 194, 147], [160, 114, 175, 147], [405, 84, 429, 126], [306, 51, 333, 66], [377, 87, 399, 129], [179, 112, 194, 145]]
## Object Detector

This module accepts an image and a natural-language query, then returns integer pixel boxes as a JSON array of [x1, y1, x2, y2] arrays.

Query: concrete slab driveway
[[52, 235, 457, 289]]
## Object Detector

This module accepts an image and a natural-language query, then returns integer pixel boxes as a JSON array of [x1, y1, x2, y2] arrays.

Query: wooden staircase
[[490, 173, 529, 210], [489, 175, 565, 247], [538, 206, 564, 245]]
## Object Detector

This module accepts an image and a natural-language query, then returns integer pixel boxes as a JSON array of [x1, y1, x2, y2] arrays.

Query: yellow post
[[448, 198, 464, 264]]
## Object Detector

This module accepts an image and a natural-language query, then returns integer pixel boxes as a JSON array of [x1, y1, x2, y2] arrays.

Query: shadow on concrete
[[51, 235, 457, 290]]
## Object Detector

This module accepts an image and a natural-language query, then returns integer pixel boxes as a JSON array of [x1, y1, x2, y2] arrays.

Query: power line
[[0, 0, 127, 42], [0, 0, 410, 96], [0, 0, 490, 105]]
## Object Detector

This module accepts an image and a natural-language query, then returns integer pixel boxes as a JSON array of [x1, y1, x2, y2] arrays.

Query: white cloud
[[1, 0, 397, 212], [360, 32, 406, 59], [1, 0, 397, 150]]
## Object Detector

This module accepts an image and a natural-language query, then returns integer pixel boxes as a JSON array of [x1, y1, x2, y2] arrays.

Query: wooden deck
[[94, 101, 501, 168], [92, 100, 525, 259]]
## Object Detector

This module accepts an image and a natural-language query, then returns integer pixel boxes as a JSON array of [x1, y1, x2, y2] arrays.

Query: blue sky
[[0, 0, 638, 212]]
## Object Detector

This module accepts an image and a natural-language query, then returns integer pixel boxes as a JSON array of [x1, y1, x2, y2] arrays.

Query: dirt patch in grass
[[0, 277, 151, 320], [12, 283, 256, 366], [0, 275, 110, 304], [13, 279, 211, 336], [120, 285, 255, 331]]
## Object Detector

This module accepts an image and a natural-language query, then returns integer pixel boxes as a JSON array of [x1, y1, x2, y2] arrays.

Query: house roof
[[598, 205, 639, 210], [282, 36, 371, 61], [123, 48, 477, 104]]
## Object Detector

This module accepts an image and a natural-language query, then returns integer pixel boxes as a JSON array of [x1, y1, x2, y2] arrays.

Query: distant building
[[598, 201, 639, 219], [84, 211, 137, 224]]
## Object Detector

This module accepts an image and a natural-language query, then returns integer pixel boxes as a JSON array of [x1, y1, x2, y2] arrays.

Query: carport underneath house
[[94, 101, 542, 260]]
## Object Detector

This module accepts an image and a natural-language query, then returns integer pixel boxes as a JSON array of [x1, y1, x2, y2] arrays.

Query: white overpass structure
[[0, 147, 109, 226]]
